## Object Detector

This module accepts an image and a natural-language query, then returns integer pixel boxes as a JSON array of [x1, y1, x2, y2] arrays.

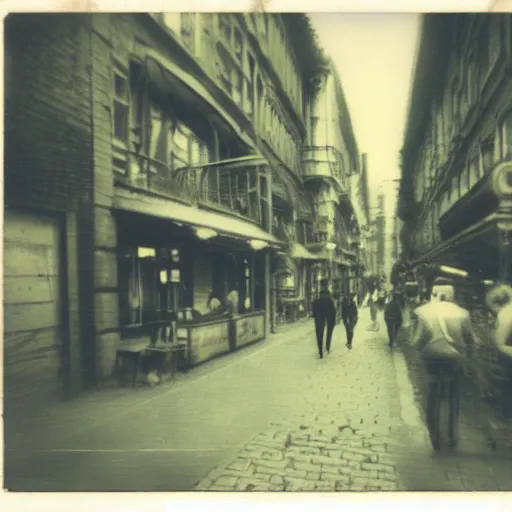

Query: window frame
[[113, 63, 130, 148]]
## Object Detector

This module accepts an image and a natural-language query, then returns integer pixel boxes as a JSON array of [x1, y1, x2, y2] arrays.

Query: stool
[[115, 341, 150, 387]]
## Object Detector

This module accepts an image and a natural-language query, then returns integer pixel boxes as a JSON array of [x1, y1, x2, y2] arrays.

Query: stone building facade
[[398, 13, 512, 288], [4, 13, 364, 412]]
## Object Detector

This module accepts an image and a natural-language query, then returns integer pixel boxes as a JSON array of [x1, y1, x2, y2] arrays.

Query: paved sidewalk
[[4, 319, 311, 456], [195, 309, 512, 492]]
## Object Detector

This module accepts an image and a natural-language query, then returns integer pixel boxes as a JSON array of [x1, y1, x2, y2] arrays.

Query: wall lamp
[[439, 265, 468, 278], [194, 227, 218, 240], [249, 239, 269, 251]]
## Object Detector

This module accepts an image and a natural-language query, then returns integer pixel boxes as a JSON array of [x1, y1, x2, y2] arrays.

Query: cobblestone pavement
[[196, 310, 512, 492]]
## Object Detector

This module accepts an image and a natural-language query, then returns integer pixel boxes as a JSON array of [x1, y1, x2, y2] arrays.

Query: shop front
[[112, 190, 279, 375], [273, 243, 318, 325]]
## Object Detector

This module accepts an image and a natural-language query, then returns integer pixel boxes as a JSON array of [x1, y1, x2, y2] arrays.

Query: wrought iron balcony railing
[[302, 146, 348, 193], [115, 153, 270, 230], [175, 155, 269, 228]]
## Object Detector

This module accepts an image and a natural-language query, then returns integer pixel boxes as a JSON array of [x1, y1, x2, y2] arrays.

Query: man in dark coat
[[312, 279, 337, 359], [384, 291, 403, 348], [341, 293, 358, 350]]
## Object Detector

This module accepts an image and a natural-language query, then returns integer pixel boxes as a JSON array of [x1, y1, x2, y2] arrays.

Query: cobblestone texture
[[196, 310, 512, 492]]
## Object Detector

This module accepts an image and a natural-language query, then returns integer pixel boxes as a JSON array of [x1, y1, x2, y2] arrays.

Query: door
[[4, 210, 64, 410]]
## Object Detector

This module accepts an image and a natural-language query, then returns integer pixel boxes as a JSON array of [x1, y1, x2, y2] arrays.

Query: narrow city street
[[5, 310, 512, 492]]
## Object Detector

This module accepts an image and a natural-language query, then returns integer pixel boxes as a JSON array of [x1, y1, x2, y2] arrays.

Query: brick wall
[[4, 13, 96, 394]]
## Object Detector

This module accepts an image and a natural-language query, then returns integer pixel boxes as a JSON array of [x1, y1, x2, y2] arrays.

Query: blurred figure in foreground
[[312, 279, 337, 359], [341, 292, 358, 350], [486, 283, 512, 351], [412, 279, 477, 370], [412, 279, 478, 446]]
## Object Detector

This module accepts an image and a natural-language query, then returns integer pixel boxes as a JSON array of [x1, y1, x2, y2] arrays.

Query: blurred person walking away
[[486, 283, 512, 350], [312, 279, 337, 359], [384, 290, 403, 348], [485, 283, 512, 419], [368, 288, 380, 331], [341, 292, 359, 350], [411, 278, 479, 449]]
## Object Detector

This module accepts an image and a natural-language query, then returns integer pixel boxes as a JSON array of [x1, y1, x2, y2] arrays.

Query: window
[[119, 246, 191, 328], [148, 102, 169, 174], [113, 65, 129, 143], [119, 247, 158, 326], [171, 122, 190, 170]]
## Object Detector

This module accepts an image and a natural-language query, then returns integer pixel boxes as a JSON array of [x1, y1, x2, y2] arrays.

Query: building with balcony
[[398, 14, 512, 290], [4, 12, 335, 414], [349, 152, 371, 299], [302, 59, 361, 303]]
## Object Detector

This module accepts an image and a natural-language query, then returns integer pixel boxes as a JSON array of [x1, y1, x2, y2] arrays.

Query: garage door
[[4, 210, 64, 409]]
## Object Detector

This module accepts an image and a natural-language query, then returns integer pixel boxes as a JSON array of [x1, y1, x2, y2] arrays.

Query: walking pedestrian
[[384, 290, 403, 348], [368, 288, 380, 331], [341, 292, 358, 350], [312, 278, 337, 359]]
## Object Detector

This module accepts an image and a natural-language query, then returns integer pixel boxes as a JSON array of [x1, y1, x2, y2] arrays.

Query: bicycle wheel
[[449, 379, 460, 448]]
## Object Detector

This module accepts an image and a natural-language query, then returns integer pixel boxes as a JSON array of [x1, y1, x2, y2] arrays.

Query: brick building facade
[[4, 13, 364, 412]]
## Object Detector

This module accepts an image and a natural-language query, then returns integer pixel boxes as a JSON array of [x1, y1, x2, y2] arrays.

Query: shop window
[[113, 64, 129, 144], [119, 247, 158, 326], [119, 246, 192, 328]]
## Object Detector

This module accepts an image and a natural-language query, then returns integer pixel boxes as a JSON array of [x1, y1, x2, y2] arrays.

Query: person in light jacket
[[412, 280, 478, 376], [312, 279, 337, 359]]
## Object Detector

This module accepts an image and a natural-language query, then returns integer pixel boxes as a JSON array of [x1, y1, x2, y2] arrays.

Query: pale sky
[[308, 13, 421, 198]]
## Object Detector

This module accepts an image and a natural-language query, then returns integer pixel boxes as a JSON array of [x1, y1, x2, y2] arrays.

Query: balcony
[[175, 155, 270, 230], [302, 146, 348, 193]]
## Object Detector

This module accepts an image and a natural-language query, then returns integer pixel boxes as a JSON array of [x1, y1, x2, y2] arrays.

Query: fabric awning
[[290, 243, 319, 260], [113, 191, 282, 247]]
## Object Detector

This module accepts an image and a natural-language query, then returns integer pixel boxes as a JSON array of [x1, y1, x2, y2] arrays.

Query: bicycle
[[425, 359, 460, 451]]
